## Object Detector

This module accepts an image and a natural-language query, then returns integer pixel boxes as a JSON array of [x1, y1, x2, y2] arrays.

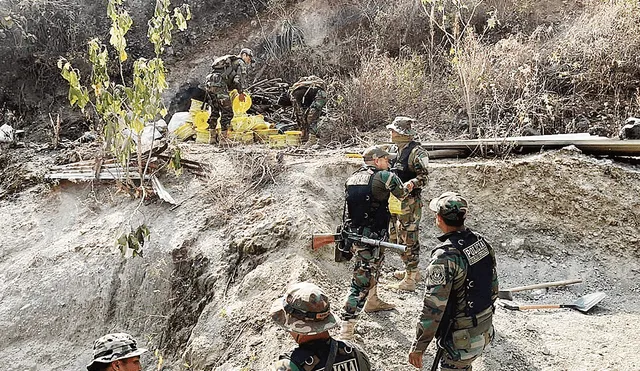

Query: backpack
[[290, 75, 326, 92], [211, 54, 240, 71]]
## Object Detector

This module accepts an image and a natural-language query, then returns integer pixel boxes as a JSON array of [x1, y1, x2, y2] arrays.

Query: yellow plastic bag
[[389, 194, 402, 215], [193, 110, 211, 131], [231, 90, 252, 115]]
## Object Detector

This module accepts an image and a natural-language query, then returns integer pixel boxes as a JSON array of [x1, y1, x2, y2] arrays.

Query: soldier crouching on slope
[[408, 192, 498, 370], [204, 47, 254, 134], [86, 333, 147, 371], [269, 281, 372, 371]]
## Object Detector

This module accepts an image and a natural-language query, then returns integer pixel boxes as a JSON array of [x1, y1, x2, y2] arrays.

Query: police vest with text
[[282, 339, 369, 371], [443, 229, 494, 319]]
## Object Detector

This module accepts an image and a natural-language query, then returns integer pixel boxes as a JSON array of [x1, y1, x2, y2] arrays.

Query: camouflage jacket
[[389, 141, 429, 195], [411, 229, 499, 353], [211, 56, 249, 93], [269, 338, 371, 371]]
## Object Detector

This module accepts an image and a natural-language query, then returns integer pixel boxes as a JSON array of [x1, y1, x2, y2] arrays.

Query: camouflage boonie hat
[[386, 116, 417, 136], [362, 145, 390, 161], [429, 191, 469, 222], [270, 282, 338, 335], [86, 333, 147, 371]]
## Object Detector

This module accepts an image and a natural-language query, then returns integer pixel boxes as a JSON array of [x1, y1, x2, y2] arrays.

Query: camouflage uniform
[[204, 49, 253, 132], [86, 333, 147, 371], [269, 282, 371, 371], [289, 76, 327, 142], [411, 192, 498, 371], [387, 117, 429, 274], [341, 147, 410, 320]]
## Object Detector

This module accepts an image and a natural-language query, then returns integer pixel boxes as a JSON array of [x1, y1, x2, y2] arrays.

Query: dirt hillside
[[1, 144, 639, 371]]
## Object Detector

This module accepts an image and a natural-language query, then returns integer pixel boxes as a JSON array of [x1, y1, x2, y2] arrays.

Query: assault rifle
[[312, 230, 407, 256]]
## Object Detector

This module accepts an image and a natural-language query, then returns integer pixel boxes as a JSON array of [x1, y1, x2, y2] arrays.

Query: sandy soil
[[1, 142, 639, 371]]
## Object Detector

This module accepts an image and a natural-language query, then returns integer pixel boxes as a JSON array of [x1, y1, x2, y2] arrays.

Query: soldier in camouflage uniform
[[339, 146, 412, 340], [408, 192, 498, 370], [269, 282, 371, 371], [204, 48, 254, 133], [86, 333, 147, 371], [289, 75, 327, 145], [385, 117, 430, 292]]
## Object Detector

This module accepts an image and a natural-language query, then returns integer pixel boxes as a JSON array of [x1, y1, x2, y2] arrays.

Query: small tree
[[58, 0, 190, 190], [421, 0, 497, 135]]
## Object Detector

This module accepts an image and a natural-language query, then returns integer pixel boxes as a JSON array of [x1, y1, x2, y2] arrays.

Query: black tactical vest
[[390, 141, 421, 195], [281, 339, 369, 371], [344, 167, 390, 233], [441, 229, 494, 320]]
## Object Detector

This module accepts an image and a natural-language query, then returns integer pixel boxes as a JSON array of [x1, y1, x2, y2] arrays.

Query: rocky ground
[[1, 141, 639, 371]]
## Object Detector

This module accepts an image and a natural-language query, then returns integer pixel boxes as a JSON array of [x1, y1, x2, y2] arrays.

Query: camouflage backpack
[[211, 54, 240, 72], [290, 75, 326, 92]]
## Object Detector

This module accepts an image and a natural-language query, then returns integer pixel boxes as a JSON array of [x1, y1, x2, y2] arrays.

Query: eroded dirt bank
[[0, 146, 639, 371]]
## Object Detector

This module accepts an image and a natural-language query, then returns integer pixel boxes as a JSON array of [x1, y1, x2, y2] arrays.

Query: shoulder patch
[[427, 264, 446, 286], [463, 238, 490, 265]]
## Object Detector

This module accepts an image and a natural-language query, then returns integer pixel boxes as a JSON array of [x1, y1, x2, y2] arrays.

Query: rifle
[[312, 231, 406, 255]]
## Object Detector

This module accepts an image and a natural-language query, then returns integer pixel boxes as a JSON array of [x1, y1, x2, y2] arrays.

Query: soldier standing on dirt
[[338, 146, 412, 341], [385, 116, 430, 292], [289, 75, 327, 146], [86, 333, 147, 371], [204, 48, 254, 134], [408, 192, 498, 370], [269, 281, 371, 371]]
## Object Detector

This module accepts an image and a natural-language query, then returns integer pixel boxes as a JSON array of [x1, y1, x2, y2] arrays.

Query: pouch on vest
[[451, 329, 472, 351]]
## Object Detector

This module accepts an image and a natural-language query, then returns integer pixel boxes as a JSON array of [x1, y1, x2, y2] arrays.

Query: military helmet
[[429, 191, 469, 222], [86, 333, 147, 370], [270, 282, 338, 335], [386, 116, 417, 136], [240, 48, 255, 64]]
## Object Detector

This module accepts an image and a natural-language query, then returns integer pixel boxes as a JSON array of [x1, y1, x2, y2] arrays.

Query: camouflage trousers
[[205, 86, 233, 132], [389, 195, 422, 271], [439, 325, 494, 370], [341, 243, 383, 320], [292, 98, 325, 141]]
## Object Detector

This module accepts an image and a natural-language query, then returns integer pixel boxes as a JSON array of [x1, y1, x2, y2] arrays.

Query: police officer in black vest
[[269, 282, 371, 371], [408, 192, 498, 370]]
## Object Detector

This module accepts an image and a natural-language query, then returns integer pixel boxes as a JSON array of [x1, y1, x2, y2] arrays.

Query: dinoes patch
[[427, 264, 446, 286], [463, 238, 490, 265]]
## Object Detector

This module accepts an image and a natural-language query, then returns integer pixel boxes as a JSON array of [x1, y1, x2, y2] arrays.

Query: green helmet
[[270, 282, 338, 335], [86, 333, 147, 370]]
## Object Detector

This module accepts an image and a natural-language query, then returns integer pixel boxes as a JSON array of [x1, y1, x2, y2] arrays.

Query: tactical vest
[[390, 141, 421, 195], [344, 167, 390, 233], [281, 339, 369, 371], [442, 229, 494, 322]]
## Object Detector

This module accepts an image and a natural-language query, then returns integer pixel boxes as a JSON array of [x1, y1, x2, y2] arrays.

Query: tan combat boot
[[392, 269, 422, 282], [387, 270, 418, 291], [364, 285, 396, 313], [339, 319, 357, 341]]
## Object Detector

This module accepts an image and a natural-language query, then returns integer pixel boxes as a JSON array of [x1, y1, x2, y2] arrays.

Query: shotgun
[[312, 232, 407, 255]]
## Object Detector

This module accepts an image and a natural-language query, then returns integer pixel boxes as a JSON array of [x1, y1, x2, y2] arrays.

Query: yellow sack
[[389, 194, 402, 215], [193, 110, 211, 131]]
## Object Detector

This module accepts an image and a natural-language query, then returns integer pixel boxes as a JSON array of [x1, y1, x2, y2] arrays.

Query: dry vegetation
[[1, 0, 640, 141]]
